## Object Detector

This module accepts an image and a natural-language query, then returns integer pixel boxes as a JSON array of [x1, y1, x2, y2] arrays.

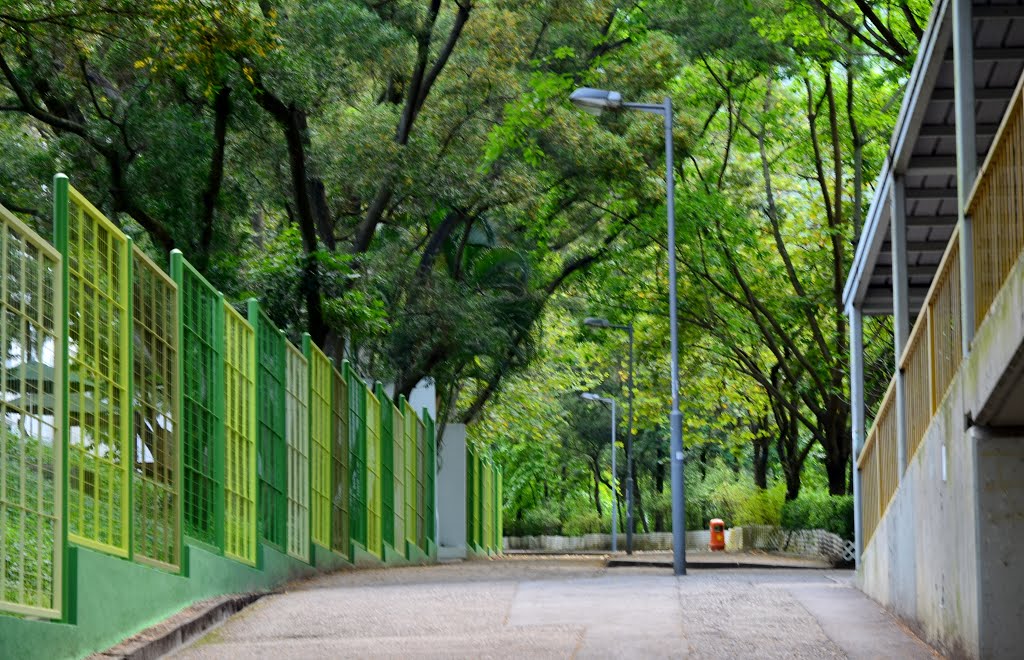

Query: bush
[[506, 506, 562, 536], [562, 511, 606, 536], [781, 492, 854, 540]]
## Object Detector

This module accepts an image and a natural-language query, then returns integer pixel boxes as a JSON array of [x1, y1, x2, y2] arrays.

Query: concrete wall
[[975, 432, 1024, 659], [438, 423, 467, 558], [860, 248, 1024, 658]]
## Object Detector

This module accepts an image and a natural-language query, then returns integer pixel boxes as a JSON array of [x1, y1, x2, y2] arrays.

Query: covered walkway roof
[[843, 0, 1024, 315]]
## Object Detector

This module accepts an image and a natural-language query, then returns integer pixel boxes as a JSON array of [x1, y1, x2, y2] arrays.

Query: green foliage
[[505, 506, 562, 537], [781, 492, 855, 540], [562, 511, 607, 536]]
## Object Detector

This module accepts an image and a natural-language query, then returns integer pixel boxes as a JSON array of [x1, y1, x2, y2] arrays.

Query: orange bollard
[[709, 518, 726, 551]]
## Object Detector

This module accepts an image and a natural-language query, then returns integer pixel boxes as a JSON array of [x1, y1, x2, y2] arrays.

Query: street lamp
[[580, 392, 618, 552], [571, 87, 686, 576], [584, 317, 635, 555]]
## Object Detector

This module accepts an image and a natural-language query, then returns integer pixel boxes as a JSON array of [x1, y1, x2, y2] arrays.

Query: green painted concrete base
[[0, 540, 348, 660], [351, 543, 385, 568], [406, 542, 430, 565], [383, 542, 410, 566]]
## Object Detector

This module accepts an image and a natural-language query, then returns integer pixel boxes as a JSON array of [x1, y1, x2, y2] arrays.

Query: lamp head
[[580, 392, 601, 402], [584, 317, 611, 328], [569, 87, 623, 115]]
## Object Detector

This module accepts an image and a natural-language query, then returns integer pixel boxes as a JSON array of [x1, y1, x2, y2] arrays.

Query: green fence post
[[53, 174, 73, 623]]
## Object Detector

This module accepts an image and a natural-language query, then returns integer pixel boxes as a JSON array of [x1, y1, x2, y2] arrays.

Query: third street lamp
[[583, 317, 635, 555], [580, 392, 618, 552]]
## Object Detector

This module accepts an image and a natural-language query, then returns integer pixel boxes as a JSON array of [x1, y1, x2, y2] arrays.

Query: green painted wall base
[[313, 543, 351, 571], [351, 543, 384, 568], [0, 541, 343, 660], [383, 542, 410, 566], [426, 539, 437, 560], [406, 542, 430, 565]]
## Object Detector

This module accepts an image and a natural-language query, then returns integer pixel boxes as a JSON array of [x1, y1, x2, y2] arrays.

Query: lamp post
[[571, 87, 686, 575], [580, 392, 618, 552], [584, 317, 635, 555]]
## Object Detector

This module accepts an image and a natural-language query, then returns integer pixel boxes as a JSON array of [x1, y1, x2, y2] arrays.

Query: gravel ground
[[172, 557, 940, 659]]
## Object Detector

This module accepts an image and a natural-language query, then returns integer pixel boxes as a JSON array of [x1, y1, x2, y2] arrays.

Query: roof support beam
[[944, 48, 1024, 62], [906, 187, 957, 200], [880, 240, 955, 253], [931, 87, 1017, 101], [972, 5, 1024, 18], [907, 155, 958, 175], [907, 214, 958, 227], [918, 123, 999, 137]]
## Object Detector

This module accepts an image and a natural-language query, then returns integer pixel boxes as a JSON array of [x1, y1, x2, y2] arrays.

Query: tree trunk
[[753, 435, 769, 490], [592, 464, 603, 518]]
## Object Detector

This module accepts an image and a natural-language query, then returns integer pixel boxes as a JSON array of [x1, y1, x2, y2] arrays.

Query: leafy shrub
[[506, 506, 562, 536], [733, 482, 786, 527], [781, 491, 854, 540], [562, 511, 606, 536]]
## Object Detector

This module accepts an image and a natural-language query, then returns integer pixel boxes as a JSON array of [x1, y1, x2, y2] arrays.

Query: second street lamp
[[571, 87, 686, 575], [580, 392, 618, 552], [584, 317, 635, 555]]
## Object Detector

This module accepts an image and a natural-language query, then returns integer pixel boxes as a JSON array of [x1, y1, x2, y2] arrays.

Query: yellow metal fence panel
[[131, 247, 181, 572], [223, 303, 257, 566], [1, 203, 63, 619], [63, 185, 132, 558], [285, 341, 310, 562], [392, 404, 404, 556], [875, 382, 898, 517], [365, 389, 382, 558], [857, 429, 881, 548], [307, 341, 331, 548]]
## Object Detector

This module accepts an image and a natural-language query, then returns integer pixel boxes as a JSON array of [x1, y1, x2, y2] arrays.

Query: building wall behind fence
[[0, 178, 440, 658]]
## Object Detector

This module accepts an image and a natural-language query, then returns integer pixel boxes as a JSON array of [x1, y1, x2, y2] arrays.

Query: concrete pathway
[[172, 558, 939, 659]]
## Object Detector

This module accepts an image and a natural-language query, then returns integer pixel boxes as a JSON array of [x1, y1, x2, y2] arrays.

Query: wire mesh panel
[[365, 388, 382, 558], [284, 341, 309, 562], [248, 302, 287, 550], [223, 303, 256, 566], [415, 416, 425, 549], [57, 183, 132, 558], [392, 403, 404, 557], [423, 411, 435, 545], [1, 202, 63, 618], [402, 399, 417, 550], [131, 247, 180, 571], [346, 366, 367, 549], [330, 364, 350, 558], [378, 385, 395, 549], [170, 252, 223, 550], [306, 337, 331, 549]]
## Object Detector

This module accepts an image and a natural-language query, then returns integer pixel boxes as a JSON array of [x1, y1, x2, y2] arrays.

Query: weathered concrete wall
[[437, 423, 467, 558], [974, 432, 1024, 659], [859, 247, 1024, 657]]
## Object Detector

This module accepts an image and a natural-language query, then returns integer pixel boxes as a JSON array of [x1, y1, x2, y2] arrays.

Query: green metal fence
[[284, 340, 309, 563], [248, 302, 287, 550], [1, 202, 64, 619], [131, 247, 181, 571], [170, 252, 224, 551], [378, 385, 395, 550], [402, 398, 417, 552], [306, 337, 331, 549], [222, 302, 257, 566], [347, 364, 366, 550], [2, 173, 448, 628], [365, 388, 382, 558], [424, 411, 435, 545], [392, 401, 405, 558], [330, 362, 350, 559]]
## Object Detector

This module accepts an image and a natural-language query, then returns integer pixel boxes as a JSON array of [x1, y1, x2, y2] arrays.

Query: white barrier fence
[[504, 525, 855, 564]]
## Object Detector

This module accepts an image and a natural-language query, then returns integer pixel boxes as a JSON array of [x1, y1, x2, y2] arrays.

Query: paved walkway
[[173, 558, 939, 659]]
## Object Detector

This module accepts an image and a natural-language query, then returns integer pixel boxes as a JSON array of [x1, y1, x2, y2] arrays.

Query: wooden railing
[[858, 379, 897, 546], [967, 73, 1024, 330]]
